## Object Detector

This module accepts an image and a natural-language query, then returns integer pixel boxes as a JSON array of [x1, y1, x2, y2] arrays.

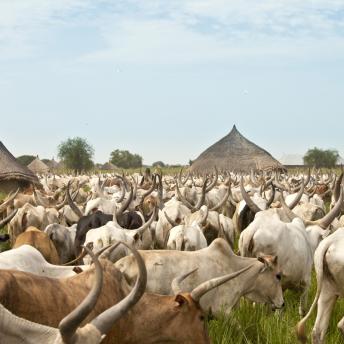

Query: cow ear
[[257, 255, 278, 270], [271, 256, 278, 265], [174, 294, 189, 308]]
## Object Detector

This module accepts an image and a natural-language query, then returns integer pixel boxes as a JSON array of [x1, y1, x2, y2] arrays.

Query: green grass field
[[208, 278, 344, 344]]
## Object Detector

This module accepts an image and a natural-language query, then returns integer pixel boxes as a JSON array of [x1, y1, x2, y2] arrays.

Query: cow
[[0, 245, 143, 344], [166, 221, 207, 251], [13, 226, 60, 264], [115, 238, 284, 315], [0, 242, 251, 344], [0, 245, 87, 277], [296, 228, 344, 344], [155, 198, 191, 248], [8, 203, 59, 245], [239, 188, 343, 315], [44, 223, 77, 264], [83, 209, 156, 263]]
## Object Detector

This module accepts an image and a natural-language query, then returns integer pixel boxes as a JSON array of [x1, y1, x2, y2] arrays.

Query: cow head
[[245, 255, 284, 309]]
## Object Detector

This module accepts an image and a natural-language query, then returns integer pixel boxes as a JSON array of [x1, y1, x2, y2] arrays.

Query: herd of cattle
[[0, 167, 344, 343]]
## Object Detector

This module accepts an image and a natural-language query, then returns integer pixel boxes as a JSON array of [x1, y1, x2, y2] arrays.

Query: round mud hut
[[0, 142, 39, 193], [190, 125, 284, 173]]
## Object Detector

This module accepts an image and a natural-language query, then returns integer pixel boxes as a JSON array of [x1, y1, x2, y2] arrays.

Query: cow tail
[[295, 239, 331, 343], [239, 227, 257, 257], [175, 233, 184, 251]]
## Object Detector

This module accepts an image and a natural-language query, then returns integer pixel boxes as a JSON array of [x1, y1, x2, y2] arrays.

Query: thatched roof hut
[[190, 125, 284, 173], [27, 156, 50, 174], [0, 141, 38, 192], [101, 162, 118, 171]]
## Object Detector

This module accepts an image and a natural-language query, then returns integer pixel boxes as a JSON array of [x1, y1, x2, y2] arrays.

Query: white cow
[[239, 190, 343, 315], [0, 245, 87, 278], [115, 238, 284, 315], [297, 228, 344, 344], [166, 222, 207, 251]]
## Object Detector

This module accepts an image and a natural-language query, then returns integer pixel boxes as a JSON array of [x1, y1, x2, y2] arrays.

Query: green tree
[[110, 149, 142, 169], [303, 147, 339, 168], [58, 137, 94, 173], [16, 155, 36, 166]]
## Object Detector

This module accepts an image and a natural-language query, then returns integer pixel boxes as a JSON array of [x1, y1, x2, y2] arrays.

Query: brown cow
[[13, 226, 60, 264]]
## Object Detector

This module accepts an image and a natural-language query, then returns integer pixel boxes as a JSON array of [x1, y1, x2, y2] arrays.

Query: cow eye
[[276, 273, 281, 281], [199, 315, 205, 321]]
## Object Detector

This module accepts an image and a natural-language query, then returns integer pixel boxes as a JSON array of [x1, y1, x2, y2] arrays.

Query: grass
[[207, 274, 344, 344]]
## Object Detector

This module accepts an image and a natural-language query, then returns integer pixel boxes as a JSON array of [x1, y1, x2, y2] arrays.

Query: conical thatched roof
[[101, 162, 118, 171], [0, 142, 38, 183], [46, 158, 60, 170], [190, 125, 284, 173], [27, 156, 49, 174]]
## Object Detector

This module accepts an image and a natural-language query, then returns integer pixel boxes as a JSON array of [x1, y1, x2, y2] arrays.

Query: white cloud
[[1, 0, 344, 63]]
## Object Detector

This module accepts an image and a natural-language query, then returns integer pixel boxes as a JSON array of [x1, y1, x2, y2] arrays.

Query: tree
[[110, 149, 142, 169], [152, 161, 165, 167], [303, 147, 339, 168], [58, 137, 94, 173], [16, 155, 36, 166]]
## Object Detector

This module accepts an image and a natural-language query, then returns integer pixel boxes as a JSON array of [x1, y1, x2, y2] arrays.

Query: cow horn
[[333, 172, 343, 203], [287, 179, 304, 209], [156, 173, 164, 210], [190, 264, 254, 302], [171, 268, 198, 295], [205, 167, 218, 192], [67, 181, 83, 219], [0, 188, 19, 213], [142, 174, 156, 199], [59, 245, 103, 342], [134, 207, 157, 235], [279, 194, 299, 222], [307, 186, 344, 229], [33, 187, 49, 207], [116, 183, 133, 218], [0, 209, 18, 229], [198, 206, 209, 227], [62, 242, 94, 266], [131, 176, 138, 200], [265, 184, 276, 208], [175, 180, 194, 210], [90, 242, 147, 336], [114, 177, 126, 203], [210, 186, 231, 212], [192, 178, 208, 212], [164, 211, 179, 227], [240, 178, 261, 214]]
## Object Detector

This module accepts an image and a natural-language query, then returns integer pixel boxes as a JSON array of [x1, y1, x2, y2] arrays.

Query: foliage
[[57, 137, 94, 173], [110, 149, 142, 169], [16, 155, 36, 166], [152, 161, 165, 167], [303, 147, 339, 168]]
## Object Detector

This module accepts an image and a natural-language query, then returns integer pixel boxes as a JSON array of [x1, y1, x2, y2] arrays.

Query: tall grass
[[208, 275, 344, 343]]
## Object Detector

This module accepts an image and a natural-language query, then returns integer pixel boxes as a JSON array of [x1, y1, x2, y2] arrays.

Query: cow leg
[[299, 287, 308, 317], [337, 316, 344, 338], [311, 287, 337, 344]]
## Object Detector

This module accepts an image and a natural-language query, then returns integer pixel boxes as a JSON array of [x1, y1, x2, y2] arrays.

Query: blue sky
[[1, 0, 343, 165]]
